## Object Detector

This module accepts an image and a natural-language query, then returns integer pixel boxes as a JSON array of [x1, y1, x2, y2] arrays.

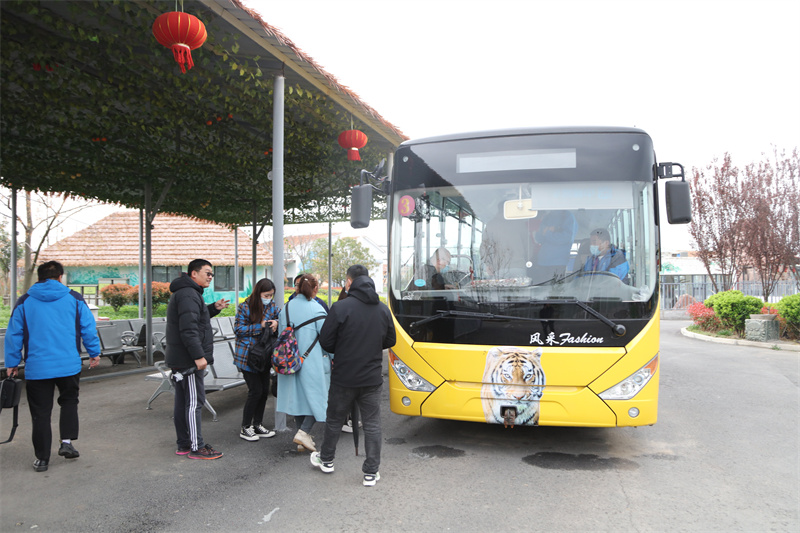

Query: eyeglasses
[[203, 271, 214, 277]]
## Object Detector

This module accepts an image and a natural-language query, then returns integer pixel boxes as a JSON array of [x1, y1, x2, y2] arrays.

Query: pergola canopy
[[0, 0, 405, 225]]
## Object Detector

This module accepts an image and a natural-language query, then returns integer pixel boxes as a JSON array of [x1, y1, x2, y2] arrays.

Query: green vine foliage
[[0, 0, 398, 226]]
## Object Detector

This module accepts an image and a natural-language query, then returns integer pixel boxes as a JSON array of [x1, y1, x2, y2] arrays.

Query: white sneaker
[[342, 420, 353, 433], [363, 472, 380, 486], [253, 424, 276, 438], [293, 430, 316, 452], [240, 426, 258, 442], [310, 451, 334, 473]]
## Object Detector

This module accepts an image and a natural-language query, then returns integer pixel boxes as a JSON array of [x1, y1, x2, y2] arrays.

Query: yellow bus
[[353, 127, 691, 427]]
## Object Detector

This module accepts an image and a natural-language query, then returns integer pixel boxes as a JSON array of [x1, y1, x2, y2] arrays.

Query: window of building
[[214, 266, 243, 291], [152, 266, 183, 283]]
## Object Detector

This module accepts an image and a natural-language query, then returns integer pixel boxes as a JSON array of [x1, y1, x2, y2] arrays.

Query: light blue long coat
[[275, 296, 330, 421]]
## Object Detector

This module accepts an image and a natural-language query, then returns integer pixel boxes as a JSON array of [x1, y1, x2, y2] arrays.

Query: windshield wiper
[[404, 310, 540, 331], [537, 298, 627, 337]]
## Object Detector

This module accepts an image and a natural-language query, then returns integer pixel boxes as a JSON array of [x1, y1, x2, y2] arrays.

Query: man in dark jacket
[[166, 258, 229, 460], [311, 265, 396, 486]]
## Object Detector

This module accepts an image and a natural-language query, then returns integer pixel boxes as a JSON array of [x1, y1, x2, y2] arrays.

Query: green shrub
[[705, 290, 763, 335], [703, 291, 725, 310], [776, 293, 800, 338], [100, 284, 135, 312]]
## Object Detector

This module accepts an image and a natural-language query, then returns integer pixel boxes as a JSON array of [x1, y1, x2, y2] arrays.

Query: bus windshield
[[388, 130, 658, 337]]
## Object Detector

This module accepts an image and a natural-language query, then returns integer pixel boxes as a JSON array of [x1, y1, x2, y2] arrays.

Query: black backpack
[[0, 377, 23, 444], [247, 328, 277, 373]]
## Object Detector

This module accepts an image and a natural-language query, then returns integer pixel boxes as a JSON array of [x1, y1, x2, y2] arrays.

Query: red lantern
[[152, 12, 207, 74], [338, 129, 368, 161]]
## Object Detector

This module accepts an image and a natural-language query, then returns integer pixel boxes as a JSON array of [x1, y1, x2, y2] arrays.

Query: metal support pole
[[272, 74, 285, 303], [144, 182, 154, 366], [10, 186, 17, 309], [328, 221, 333, 306], [234, 225, 239, 303], [252, 204, 258, 286], [138, 207, 144, 319], [272, 73, 286, 431]]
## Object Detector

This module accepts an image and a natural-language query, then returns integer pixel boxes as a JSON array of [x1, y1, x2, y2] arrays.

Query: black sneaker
[[176, 446, 191, 456], [240, 426, 258, 441], [58, 442, 80, 459], [253, 424, 276, 438], [33, 459, 48, 472], [188, 444, 223, 460]]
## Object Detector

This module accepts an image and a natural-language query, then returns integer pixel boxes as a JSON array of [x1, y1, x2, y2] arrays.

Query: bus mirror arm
[[657, 162, 685, 180], [351, 159, 390, 228]]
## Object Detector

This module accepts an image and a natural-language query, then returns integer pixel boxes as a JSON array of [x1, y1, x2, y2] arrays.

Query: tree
[[285, 234, 320, 272], [0, 224, 23, 300], [1, 189, 95, 294], [740, 148, 800, 301], [307, 237, 379, 288], [688, 154, 749, 293]]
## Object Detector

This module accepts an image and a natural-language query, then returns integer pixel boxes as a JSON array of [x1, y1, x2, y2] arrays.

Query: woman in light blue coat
[[276, 274, 329, 452]]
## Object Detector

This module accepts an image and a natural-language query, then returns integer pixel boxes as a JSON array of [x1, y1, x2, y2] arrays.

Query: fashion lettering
[[530, 332, 605, 345]]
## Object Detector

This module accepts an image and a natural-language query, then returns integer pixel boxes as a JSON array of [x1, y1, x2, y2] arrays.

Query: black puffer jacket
[[319, 275, 396, 387], [165, 273, 220, 369]]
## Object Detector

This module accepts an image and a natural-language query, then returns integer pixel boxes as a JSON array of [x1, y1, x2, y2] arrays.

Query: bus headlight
[[389, 350, 435, 392], [599, 355, 658, 400]]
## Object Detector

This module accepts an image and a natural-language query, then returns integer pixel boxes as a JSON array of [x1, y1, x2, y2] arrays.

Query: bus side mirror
[[665, 180, 692, 224], [350, 184, 373, 228]]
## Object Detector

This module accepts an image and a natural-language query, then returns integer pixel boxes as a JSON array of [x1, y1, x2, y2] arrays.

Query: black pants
[[241, 369, 271, 428], [26, 373, 81, 462], [173, 371, 205, 452]]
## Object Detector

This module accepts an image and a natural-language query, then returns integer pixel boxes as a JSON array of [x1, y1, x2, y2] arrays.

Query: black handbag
[[247, 329, 276, 373], [0, 377, 23, 445]]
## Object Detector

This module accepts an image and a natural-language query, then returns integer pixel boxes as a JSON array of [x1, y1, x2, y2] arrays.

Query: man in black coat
[[311, 265, 396, 486], [166, 258, 229, 460]]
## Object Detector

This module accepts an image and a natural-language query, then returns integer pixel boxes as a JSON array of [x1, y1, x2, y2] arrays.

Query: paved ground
[[1, 320, 797, 532]]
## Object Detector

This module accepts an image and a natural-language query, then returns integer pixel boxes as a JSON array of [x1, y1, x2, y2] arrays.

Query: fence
[[660, 280, 800, 310]]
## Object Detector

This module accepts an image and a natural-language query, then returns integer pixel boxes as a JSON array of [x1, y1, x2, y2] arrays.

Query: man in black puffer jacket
[[166, 259, 229, 460], [312, 265, 396, 487]]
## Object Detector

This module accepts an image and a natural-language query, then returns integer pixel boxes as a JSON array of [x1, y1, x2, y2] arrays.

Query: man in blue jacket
[[582, 227, 629, 282], [311, 265, 396, 486], [4, 261, 102, 473]]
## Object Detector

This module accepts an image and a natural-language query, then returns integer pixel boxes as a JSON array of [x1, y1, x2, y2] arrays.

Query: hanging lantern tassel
[[152, 12, 207, 74], [338, 129, 368, 161]]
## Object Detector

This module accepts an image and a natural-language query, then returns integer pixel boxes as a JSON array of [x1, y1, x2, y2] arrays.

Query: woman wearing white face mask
[[233, 278, 280, 441]]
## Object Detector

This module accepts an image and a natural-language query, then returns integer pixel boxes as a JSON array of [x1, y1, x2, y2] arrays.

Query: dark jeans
[[320, 383, 382, 475], [173, 371, 205, 451], [26, 373, 81, 462], [294, 415, 315, 433], [242, 369, 271, 428]]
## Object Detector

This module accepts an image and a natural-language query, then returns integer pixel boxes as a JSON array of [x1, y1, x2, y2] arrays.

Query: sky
[[8, 0, 799, 250]]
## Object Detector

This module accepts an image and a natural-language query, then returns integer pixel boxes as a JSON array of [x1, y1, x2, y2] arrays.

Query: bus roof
[[399, 126, 650, 147]]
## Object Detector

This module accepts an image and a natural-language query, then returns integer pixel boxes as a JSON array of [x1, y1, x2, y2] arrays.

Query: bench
[[97, 322, 143, 367], [212, 316, 236, 341], [145, 340, 245, 421]]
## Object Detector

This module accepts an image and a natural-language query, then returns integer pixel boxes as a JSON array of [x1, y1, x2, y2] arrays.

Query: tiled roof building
[[38, 211, 272, 266]]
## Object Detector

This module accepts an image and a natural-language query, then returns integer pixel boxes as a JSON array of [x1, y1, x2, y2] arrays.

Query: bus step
[[502, 407, 516, 428]]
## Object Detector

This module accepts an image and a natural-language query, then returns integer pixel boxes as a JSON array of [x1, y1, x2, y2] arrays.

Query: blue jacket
[[583, 247, 630, 281], [275, 297, 329, 421], [4, 279, 101, 380]]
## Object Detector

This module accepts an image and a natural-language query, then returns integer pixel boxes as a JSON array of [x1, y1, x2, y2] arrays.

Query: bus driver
[[582, 228, 629, 282]]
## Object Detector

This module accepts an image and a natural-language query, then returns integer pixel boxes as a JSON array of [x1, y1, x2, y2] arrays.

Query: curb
[[680, 327, 800, 352]]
